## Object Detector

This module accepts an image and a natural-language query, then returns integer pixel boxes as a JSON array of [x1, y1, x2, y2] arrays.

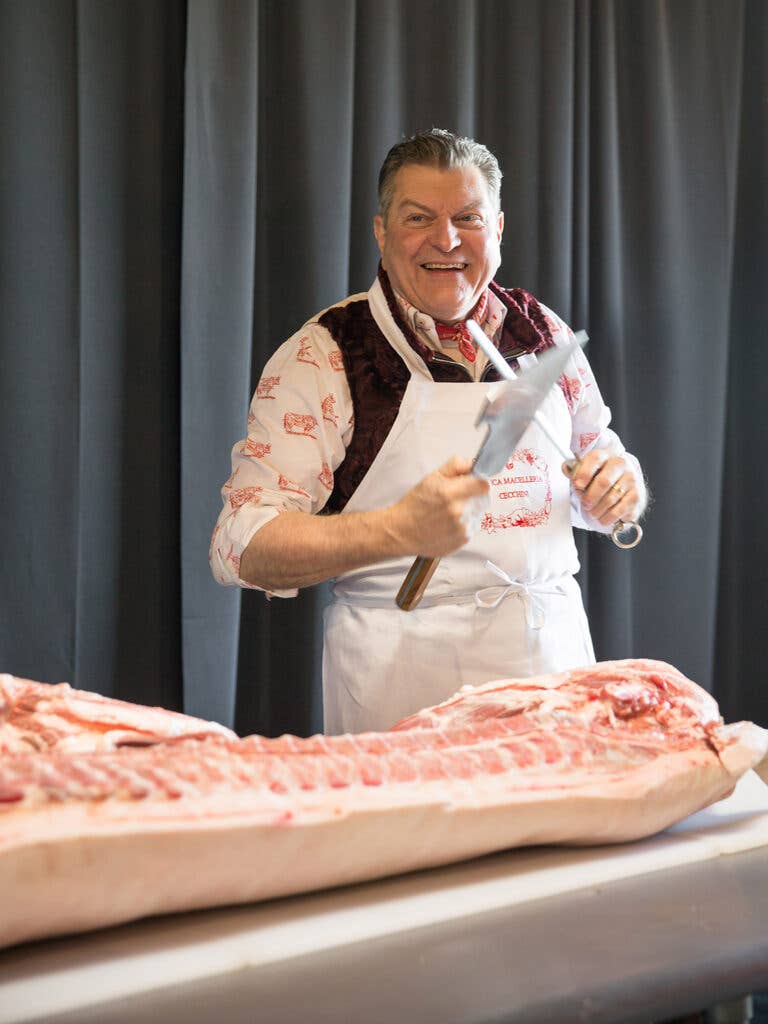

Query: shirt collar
[[392, 289, 506, 353]]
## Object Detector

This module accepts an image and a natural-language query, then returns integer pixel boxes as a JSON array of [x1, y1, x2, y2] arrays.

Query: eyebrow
[[398, 198, 485, 215]]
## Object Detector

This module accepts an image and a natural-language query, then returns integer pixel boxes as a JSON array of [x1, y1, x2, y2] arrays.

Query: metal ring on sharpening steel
[[611, 520, 643, 549]]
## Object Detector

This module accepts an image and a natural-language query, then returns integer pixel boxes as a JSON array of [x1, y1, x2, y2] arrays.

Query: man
[[211, 129, 647, 734]]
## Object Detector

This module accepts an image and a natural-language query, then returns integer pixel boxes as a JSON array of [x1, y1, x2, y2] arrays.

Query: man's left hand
[[564, 450, 641, 527]]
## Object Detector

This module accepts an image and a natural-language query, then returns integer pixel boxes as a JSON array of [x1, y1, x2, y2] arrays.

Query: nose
[[430, 216, 460, 252]]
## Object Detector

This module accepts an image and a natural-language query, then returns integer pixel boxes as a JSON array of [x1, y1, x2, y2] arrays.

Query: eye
[[406, 214, 426, 224], [457, 213, 482, 223]]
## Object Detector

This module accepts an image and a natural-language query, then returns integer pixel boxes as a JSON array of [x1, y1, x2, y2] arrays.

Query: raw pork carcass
[[1, 659, 766, 950], [0, 674, 234, 754]]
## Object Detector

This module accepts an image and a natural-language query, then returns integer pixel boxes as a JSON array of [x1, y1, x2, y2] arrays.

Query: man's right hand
[[239, 456, 489, 591], [385, 456, 490, 558]]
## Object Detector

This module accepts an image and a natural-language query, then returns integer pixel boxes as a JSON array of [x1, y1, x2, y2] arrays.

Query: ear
[[496, 210, 504, 243], [373, 214, 386, 256]]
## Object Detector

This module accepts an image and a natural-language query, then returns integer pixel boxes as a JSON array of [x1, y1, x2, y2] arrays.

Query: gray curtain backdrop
[[0, 0, 765, 738]]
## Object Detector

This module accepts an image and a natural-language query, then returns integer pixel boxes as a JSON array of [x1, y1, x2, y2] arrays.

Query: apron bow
[[475, 560, 566, 630]]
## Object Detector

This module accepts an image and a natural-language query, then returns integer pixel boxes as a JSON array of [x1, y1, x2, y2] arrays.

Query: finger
[[439, 455, 474, 479], [586, 471, 626, 517], [569, 451, 608, 493], [443, 472, 490, 500], [595, 489, 638, 527], [591, 472, 637, 524], [580, 457, 626, 511]]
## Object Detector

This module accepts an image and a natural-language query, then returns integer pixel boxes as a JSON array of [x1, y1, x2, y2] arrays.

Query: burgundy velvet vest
[[319, 267, 555, 513]]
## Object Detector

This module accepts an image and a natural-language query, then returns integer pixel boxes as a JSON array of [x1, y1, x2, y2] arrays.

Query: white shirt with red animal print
[[210, 285, 645, 596]]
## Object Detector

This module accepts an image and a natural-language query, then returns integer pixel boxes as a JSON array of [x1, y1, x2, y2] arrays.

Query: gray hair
[[377, 128, 502, 221]]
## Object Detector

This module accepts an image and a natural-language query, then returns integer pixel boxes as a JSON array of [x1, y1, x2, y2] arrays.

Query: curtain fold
[[0, 0, 765, 736], [553, 0, 749, 698], [75, 0, 186, 710], [0, 0, 186, 710], [181, 0, 259, 725], [0, 1, 81, 683], [715, 0, 768, 727]]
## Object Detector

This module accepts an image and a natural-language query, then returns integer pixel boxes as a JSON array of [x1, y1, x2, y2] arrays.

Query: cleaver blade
[[471, 338, 582, 479]]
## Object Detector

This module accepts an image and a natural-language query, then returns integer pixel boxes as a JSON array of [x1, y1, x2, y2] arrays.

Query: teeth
[[422, 263, 467, 270]]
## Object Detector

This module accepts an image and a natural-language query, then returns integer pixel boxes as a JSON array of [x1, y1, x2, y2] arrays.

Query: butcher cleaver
[[395, 335, 584, 611]]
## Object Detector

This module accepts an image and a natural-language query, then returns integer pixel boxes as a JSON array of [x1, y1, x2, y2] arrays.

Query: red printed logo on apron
[[278, 475, 310, 499], [328, 349, 344, 372], [229, 486, 263, 510], [318, 462, 333, 490], [240, 438, 271, 458], [284, 412, 318, 439], [482, 449, 552, 531], [257, 376, 280, 400], [297, 338, 320, 368], [321, 394, 339, 426]]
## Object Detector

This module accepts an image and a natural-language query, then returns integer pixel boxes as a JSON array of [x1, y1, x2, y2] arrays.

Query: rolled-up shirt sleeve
[[209, 322, 354, 595], [541, 305, 647, 533]]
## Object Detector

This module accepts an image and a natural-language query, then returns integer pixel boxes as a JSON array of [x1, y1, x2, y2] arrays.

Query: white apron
[[322, 285, 595, 734]]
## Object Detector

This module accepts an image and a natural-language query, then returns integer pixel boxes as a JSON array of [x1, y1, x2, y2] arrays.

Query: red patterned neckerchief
[[433, 290, 490, 363]]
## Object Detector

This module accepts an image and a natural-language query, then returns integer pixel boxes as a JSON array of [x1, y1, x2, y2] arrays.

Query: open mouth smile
[[420, 262, 468, 271]]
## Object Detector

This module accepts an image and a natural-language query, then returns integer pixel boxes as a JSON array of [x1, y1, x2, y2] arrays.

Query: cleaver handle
[[396, 555, 440, 611], [398, 442, 487, 611]]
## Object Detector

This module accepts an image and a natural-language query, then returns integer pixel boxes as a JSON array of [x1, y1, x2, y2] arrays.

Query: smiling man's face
[[373, 163, 503, 325]]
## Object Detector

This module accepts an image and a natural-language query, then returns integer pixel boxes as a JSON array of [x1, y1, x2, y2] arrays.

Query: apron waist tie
[[473, 560, 567, 629], [333, 563, 569, 629]]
